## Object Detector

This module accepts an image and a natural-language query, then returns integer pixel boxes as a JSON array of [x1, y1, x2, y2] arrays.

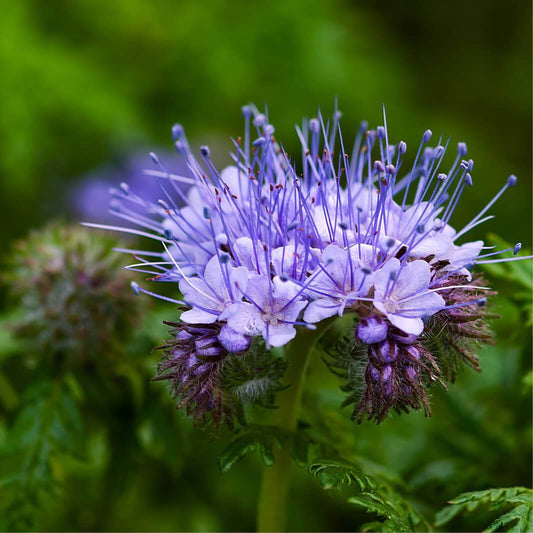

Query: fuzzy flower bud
[[356, 316, 388, 344], [6, 223, 142, 366]]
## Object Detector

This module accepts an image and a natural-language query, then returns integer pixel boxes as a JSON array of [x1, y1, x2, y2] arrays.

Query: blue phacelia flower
[[86, 104, 531, 424]]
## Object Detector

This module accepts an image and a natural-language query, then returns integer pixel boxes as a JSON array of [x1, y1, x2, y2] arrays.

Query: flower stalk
[[256, 321, 333, 532]]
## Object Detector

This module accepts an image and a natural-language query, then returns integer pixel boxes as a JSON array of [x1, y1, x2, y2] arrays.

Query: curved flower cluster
[[86, 104, 530, 422]]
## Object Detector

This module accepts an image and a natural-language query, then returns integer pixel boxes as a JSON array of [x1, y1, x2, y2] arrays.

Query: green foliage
[[221, 339, 288, 409], [321, 329, 366, 416], [309, 457, 377, 492], [310, 457, 429, 532], [435, 487, 533, 532], [0, 379, 85, 530], [218, 424, 311, 473], [482, 235, 533, 327], [349, 493, 413, 532]]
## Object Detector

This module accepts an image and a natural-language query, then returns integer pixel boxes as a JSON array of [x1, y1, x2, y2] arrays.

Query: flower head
[[6, 223, 143, 367], [87, 104, 531, 423]]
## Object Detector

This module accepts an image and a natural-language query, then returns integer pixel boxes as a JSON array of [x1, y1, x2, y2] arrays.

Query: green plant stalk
[[256, 321, 333, 532]]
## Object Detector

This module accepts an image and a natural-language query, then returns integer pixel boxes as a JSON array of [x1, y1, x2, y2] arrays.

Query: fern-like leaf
[[309, 457, 377, 492], [218, 424, 312, 473], [348, 492, 412, 532], [435, 486, 532, 532], [0, 379, 85, 529], [310, 457, 427, 532]]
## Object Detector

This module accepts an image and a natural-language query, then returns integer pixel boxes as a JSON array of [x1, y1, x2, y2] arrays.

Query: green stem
[[256, 321, 333, 532]]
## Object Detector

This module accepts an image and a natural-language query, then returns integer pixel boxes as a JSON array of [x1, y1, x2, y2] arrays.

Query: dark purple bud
[[381, 365, 394, 396], [172, 348, 188, 359], [177, 329, 194, 341], [195, 336, 225, 357], [218, 325, 251, 353], [185, 354, 198, 369], [377, 340, 399, 364], [406, 366, 417, 381], [406, 345, 421, 360], [196, 345, 225, 357], [381, 364, 393, 382], [389, 329, 419, 345], [369, 364, 380, 382], [357, 316, 388, 344], [187, 325, 215, 336]]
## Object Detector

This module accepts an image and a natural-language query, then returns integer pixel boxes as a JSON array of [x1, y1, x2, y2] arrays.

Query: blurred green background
[[0, 0, 531, 531]]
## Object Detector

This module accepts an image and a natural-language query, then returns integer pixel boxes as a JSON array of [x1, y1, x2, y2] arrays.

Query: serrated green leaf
[[434, 503, 464, 527], [218, 425, 311, 473], [485, 493, 533, 532], [349, 493, 411, 532], [0, 378, 85, 529], [310, 457, 427, 532], [218, 432, 271, 473], [435, 486, 532, 531], [309, 457, 377, 492]]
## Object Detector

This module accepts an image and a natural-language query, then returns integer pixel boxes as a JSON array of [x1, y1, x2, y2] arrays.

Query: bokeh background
[[0, 0, 531, 531]]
